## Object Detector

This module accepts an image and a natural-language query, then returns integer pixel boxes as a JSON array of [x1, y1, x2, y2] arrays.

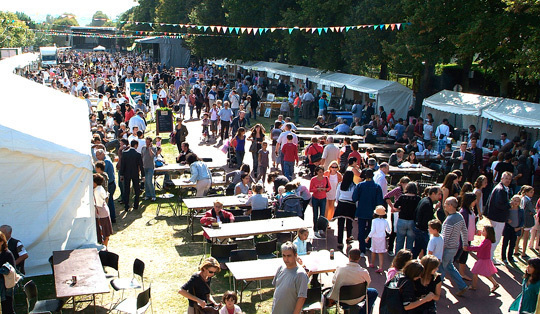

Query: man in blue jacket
[[352, 169, 384, 256]]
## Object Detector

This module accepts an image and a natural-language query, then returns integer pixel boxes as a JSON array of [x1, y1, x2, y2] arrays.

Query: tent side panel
[[378, 89, 412, 122], [0, 150, 95, 276]]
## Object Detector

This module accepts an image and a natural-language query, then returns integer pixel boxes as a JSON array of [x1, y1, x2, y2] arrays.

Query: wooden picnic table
[[388, 165, 435, 174], [183, 195, 250, 240], [154, 163, 224, 175], [357, 143, 400, 152], [53, 248, 109, 313], [296, 133, 365, 142], [295, 127, 334, 134], [226, 250, 348, 301], [202, 216, 307, 240]]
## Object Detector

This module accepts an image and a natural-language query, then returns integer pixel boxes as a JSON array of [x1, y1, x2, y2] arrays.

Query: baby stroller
[[227, 146, 237, 168]]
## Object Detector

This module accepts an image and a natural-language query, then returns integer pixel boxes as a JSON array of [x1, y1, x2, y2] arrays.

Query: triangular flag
[[259, 28, 264, 35], [197, 26, 203, 30], [345, 26, 351, 32], [240, 27, 245, 33], [396, 23, 401, 30], [323, 27, 328, 33], [253, 28, 259, 34], [331, 27, 336, 32], [229, 27, 234, 33], [149, 23, 153, 26], [317, 28, 322, 35], [288, 28, 293, 34], [223, 27, 227, 33], [270, 28, 276, 32], [339, 27, 345, 32], [264, 28, 269, 33], [247, 28, 252, 34], [373, 25, 378, 30], [390, 24, 395, 30], [160, 23, 165, 26], [203, 26, 208, 31], [311, 28, 317, 33], [384, 24, 390, 30]]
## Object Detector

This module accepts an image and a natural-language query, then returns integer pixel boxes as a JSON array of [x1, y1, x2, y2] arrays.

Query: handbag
[[170, 131, 176, 145], [379, 274, 406, 314], [248, 140, 259, 153], [309, 144, 323, 162], [194, 304, 219, 314]]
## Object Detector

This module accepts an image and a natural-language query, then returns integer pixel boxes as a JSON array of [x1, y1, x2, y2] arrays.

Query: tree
[[89, 11, 109, 27], [53, 13, 79, 26], [0, 11, 34, 48]]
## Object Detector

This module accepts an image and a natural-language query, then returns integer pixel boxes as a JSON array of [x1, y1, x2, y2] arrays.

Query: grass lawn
[[12, 113, 535, 313]]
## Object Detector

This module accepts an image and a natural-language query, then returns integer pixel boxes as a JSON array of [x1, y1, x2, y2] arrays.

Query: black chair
[[251, 209, 272, 221], [336, 282, 368, 314], [111, 258, 145, 302], [234, 215, 251, 222], [229, 249, 258, 263], [48, 256, 54, 275], [255, 238, 278, 259], [23, 280, 64, 313], [211, 243, 238, 269], [228, 209, 245, 217], [112, 286, 152, 314], [201, 157, 213, 162], [275, 210, 297, 218], [99, 250, 120, 279]]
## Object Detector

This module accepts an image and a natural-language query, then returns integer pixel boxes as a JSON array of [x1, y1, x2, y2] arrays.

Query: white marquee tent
[[233, 61, 413, 119], [422, 90, 540, 143], [0, 54, 96, 276]]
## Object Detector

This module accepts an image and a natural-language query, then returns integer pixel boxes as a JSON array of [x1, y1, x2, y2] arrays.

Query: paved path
[[176, 118, 523, 313]]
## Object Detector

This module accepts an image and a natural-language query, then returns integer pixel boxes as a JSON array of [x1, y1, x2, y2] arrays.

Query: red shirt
[[349, 151, 363, 165], [281, 142, 299, 163], [310, 176, 330, 199]]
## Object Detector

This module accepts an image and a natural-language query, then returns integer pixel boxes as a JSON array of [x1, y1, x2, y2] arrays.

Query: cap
[[367, 158, 377, 165]]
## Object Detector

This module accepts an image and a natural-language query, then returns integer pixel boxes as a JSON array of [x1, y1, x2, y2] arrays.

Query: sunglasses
[[207, 270, 216, 274], [330, 166, 338, 169]]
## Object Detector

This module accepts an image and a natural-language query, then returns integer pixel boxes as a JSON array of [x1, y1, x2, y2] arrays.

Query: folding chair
[[336, 282, 368, 314], [23, 280, 64, 313], [112, 286, 152, 314]]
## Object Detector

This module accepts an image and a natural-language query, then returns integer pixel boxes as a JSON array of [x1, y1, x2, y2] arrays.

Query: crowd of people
[[8, 50, 540, 313]]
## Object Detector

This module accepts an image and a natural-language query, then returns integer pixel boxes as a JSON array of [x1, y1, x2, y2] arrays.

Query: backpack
[[379, 274, 406, 314], [280, 194, 304, 218], [2, 262, 21, 289]]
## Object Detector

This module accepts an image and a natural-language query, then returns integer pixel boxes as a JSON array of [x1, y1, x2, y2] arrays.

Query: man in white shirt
[[302, 90, 315, 119], [129, 111, 147, 133], [276, 123, 298, 169], [229, 89, 241, 117], [321, 137, 340, 171], [373, 162, 389, 194], [423, 119, 434, 142], [322, 249, 378, 312], [500, 133, 511, 147], [435, 119, 450, 154]]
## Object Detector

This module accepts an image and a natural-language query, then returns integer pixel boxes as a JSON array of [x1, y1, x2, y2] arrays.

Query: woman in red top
[[200, 200, 235, 240], [310, 166, 331, 236], [305, 137, 323, 176], [124, 105, 135, 122]]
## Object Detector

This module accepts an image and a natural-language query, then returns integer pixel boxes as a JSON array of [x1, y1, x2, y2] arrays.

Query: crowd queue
[[5, 50, 540, 313]]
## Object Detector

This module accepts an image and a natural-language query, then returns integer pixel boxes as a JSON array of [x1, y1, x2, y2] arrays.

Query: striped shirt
[[442, 213, 468, 250]]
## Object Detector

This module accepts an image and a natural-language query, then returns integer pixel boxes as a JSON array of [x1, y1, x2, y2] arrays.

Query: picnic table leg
[[93, 294, 96, 314]]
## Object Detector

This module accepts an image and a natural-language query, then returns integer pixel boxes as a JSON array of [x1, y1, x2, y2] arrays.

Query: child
[[276, 185, 286, 208], [201, 113, 210, 142], [258, 141, 270, 184], [466, 225, 499, 292], [231, 127, 246, 167], [293, 227, 310, 256], [366, 205, 391, 273], [509, 258, 540, 313], [386, 249, 413, 283], [220, 291, 242, 314], [155, 136, 162, 148], [502, 195, 524, 263], [427, 219, 444, 260]]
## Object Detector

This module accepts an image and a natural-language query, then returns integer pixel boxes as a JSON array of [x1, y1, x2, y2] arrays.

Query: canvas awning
[[93, 45, 106, 51], [422, 90, 500, 116], [482, 98, 540, 129]]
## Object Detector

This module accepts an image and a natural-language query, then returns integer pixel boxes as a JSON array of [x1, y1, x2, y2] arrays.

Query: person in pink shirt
[[466, 225, 499, 292]]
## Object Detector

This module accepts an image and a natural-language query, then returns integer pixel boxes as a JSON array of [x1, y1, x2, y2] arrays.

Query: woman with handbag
[[305, 137, 323, 176], [93, 174, 113, 247], [179, 257, 221, 313]]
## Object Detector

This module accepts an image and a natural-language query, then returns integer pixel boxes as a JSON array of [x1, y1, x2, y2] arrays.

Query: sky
[[0, 0, 138, 25]]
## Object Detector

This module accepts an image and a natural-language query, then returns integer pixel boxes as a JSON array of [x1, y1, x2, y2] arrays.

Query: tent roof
[[482, 98, 540, 129], [422, 90, 500, 116], [233, 60, 411, 95], [0, 53, 93, 170], [135, 36, 182, 44]]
